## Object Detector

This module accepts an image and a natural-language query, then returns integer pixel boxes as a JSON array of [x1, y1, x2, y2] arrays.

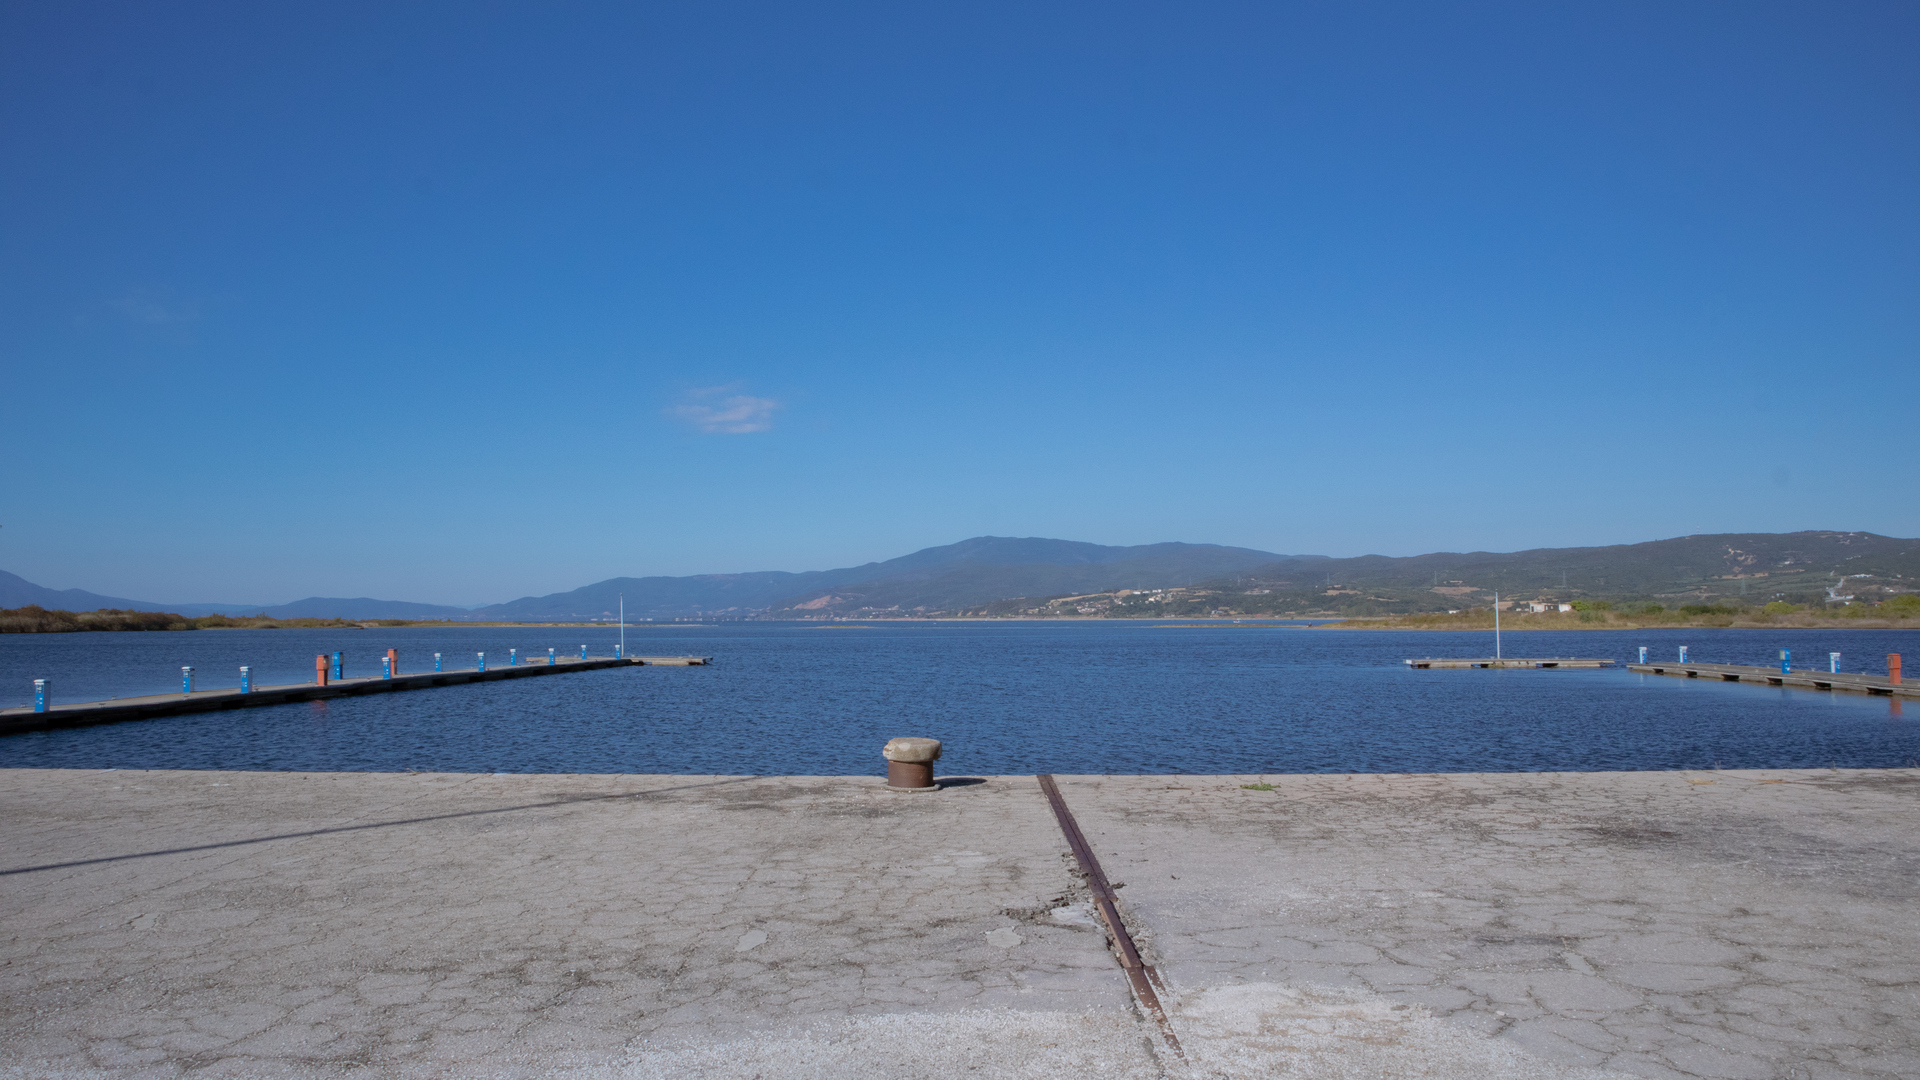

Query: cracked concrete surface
[[1, 772, 1127, 1079], [0, 768, 1913, 1078], [1056, 770, 1920, 1080]]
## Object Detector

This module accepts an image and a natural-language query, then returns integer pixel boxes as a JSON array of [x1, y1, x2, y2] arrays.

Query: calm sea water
[[1, 622, 1915, 775]]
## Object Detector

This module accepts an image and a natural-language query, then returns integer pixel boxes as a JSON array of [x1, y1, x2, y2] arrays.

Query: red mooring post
[[387, 648, 399, 677], [1890, 654, 1903, 686], [315, 654, 329, 686]]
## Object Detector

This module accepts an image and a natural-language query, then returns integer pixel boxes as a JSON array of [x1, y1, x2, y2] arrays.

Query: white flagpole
[[619, 593, 625, 659], [1494, 590, 1501, 660]]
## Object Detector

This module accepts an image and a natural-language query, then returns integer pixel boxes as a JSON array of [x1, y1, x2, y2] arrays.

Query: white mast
[[1494, 590, 1501, 660], [619, 593, 625, 659]]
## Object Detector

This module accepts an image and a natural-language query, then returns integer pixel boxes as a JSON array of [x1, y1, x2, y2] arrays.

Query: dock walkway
[[1, 655, 712, 737], [1405, 657, 1615, 669], [1628, 660, 1915, 698]]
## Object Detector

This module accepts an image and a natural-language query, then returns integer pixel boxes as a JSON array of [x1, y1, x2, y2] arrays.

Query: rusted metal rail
[[1036, 773, 1182, 1056]]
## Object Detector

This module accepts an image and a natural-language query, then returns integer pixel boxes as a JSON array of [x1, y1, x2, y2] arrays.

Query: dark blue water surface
[[2, 623, 1915, 774]]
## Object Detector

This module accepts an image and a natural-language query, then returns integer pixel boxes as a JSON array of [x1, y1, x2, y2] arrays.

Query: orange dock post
[[387, 648, 399, 677], [1891, 654, 1903, 686], [315, 654, 329, 686]]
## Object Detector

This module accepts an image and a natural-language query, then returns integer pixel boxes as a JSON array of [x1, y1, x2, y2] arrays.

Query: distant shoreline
[[6, 606, 1915, 634], [1322, 613, 1919, 632]]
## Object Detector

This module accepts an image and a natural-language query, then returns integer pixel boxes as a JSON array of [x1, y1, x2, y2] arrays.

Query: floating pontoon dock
[[1404, 657, 1616, 669], [2, 655, 711, 737], [1628, 661, 1915, 698]]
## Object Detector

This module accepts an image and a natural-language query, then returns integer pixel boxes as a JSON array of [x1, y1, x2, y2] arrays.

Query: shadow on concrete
[[0, 775, 759, 878]]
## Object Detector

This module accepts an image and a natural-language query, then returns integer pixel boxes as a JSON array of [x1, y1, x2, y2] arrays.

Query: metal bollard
[[1679, 646, 1689, 663], [382, 656, 392, 679], [882, 737, 942, 791], [33, 679, 47, 713], [1638, 647, 1647, 664], [333, 652, 343, 680], [241, 666, 252, 694], [1780, 649, 1791, 675], [478, 651, 487, 672], [1831, 652, 1841, 674], [316, 654, 329, 686], [1892, 654, 1904, 686], [435, 652, 443, 672], [548, 647, 556, 666]]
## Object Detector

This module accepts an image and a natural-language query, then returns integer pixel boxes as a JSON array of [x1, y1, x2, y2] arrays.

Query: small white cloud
[[670, 388, 783, 434]]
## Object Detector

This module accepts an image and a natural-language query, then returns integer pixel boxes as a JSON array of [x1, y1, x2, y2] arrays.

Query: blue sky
[[3, 1, 1915, 606]]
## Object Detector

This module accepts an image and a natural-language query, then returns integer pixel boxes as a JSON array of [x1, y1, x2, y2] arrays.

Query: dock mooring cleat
[[882, 737, 942, 791]]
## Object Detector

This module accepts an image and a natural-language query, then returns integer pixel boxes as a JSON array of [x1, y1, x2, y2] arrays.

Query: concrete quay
[[1, 768, 1915, 1079]]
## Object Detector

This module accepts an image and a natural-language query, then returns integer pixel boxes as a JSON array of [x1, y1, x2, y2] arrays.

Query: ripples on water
[[2, 622, 1915, 774]]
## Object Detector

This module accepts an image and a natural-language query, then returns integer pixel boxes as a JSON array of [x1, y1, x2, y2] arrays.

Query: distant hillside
[[0, 571, 471, 622], [472, 537, 1296, 620], [258, 597, 474, 620], [1252, 531, 1919, 596], [0, 570, 161, 613], [763, 542, 1303, 616], [12, 530, 1914, 625], [1056, 531, 1920, 618]]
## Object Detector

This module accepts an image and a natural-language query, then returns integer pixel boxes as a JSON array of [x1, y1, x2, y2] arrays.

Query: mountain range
[[1142, 529, 1920, 618], [478, 537, 1301, 621], [4, 531, 1915, 622], [1237, 531, 1920, 598], [0, 538, 1298, 621], [0, 571, 474, 621]]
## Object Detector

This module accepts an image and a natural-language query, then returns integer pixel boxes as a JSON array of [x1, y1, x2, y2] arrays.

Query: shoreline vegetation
[[1324, 601, 1919, 631], [5, 599, 1916, 634]]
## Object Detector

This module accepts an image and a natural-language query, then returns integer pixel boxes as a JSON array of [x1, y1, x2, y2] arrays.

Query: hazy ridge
[[5, 531, 1915, 622]]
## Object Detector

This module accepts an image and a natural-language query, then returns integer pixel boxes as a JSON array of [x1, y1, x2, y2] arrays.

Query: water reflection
[[3, 623, 1918, 775]]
